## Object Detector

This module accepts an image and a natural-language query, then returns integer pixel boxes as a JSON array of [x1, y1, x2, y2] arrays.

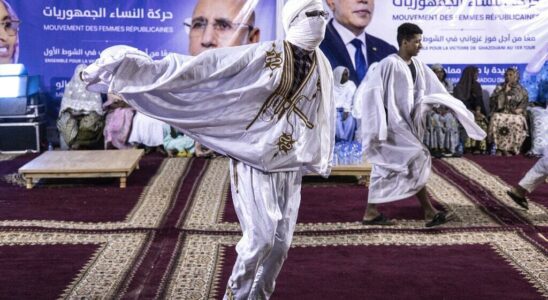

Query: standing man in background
[[356, 23, 485, 227], [320, 0, 396, 85]]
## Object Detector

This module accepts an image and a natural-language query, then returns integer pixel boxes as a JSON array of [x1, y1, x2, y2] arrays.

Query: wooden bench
[[19, 149, 144, 189], [307, 161, 372, 187]]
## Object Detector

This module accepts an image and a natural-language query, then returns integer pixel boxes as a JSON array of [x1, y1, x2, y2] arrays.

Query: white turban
[[283, 0, 326, 51]]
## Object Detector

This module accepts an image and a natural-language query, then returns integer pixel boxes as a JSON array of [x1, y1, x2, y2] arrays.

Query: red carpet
[[0, 153, 546, 299], [216, 243, 544, 300]]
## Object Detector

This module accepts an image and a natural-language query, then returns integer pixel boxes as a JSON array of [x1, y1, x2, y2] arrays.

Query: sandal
[[506, 190, 529, 210], [362, 213, 396, 226], [425, 211, 453, 228]]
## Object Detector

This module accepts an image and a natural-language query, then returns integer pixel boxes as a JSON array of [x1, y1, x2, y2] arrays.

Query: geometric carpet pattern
[[0, 153, 546, 299]]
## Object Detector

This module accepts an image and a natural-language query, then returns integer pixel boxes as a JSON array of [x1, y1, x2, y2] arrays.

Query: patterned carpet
[[0, 153, 546, 299]]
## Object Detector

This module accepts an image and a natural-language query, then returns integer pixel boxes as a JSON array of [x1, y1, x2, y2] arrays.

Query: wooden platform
[[307, 161, 372, 187], [18, 149, 144, 189]]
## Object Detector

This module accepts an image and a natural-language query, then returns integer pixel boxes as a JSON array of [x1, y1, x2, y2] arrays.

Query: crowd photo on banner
[[0, 0, 547, 298]]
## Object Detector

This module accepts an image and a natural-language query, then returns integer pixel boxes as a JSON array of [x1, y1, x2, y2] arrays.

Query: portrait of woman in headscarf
[[489, 67, 529, 156], [0, 0, 19, 64]]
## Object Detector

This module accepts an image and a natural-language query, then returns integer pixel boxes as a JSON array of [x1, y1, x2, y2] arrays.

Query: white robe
[[333, 67, 356, 113], [356, 54, 486, 203], [83, 38, 334, 300], [83, 42, 334, 176], [519, 146, 548, 193], [128, 112, 165, 147], [334, 82, 356, 112]]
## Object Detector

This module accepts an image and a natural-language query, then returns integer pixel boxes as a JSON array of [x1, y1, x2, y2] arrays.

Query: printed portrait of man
[[184, 0, 262, 157], [320, 0, 397, 85], [185, 0, 261, 56]]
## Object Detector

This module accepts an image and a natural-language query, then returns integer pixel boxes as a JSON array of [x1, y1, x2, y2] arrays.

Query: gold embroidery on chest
[[277, 132, 296, 154], [248, 41, 318, 155], [265, 42, 283, 77]]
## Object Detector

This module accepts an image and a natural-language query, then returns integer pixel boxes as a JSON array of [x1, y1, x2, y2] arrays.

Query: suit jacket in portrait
[[320, 19, 397, 85]]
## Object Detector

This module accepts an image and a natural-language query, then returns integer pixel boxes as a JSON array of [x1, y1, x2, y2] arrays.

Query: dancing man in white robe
[[81, 1, 334, 298], [356, 23, 486, 227]]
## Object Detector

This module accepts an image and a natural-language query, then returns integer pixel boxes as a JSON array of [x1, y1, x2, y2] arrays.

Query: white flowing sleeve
[[413, 61, 486, 141], [82, 42, 333, 175], [355, 62, 387, 143], [343, 82, 356, 112]]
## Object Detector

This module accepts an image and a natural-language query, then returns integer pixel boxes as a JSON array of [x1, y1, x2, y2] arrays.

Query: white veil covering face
[[283, 0, 335, 174], [283, 0, 326, 51], [81, 0, 335, 176]]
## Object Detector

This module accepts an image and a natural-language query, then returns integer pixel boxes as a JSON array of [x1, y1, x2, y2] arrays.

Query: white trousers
[[519, 155, 548, 193], [224, 160, 302, 300]]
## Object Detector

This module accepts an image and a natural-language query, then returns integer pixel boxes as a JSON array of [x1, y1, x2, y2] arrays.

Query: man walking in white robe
[[507, 147, 548, 210], [355, 23, 486, 227], [81, 1, 334, 298]]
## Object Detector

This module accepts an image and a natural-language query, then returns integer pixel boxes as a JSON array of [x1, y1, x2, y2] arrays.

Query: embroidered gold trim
[[247, 41, 318, 153], [277, 132, 296, 154], [264, 42, 282, 74]]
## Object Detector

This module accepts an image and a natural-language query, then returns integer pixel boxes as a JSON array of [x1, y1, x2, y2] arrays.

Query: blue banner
[[10, 0, 277, 105]]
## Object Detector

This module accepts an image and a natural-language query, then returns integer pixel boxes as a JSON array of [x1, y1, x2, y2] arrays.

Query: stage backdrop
[[11, 0, 277, 105], [366, 0, 547, 94], [9, 0, 547, 103]]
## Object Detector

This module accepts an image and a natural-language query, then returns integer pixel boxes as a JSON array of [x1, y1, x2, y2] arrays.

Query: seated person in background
[[431, 64, 453, 94], [57, 64, 104, 150], [103, 94, 135, 149], [333, 66, 357, 142], [454, 65, 488, 154], [163, 124, 195, 157], [506, 147, 547, 210], [195, 142, 215, 158], [424, 64, 460, 157], [470, 105, 489, 151], [129, 112, 167, 155], [489, 67, 529, 156]]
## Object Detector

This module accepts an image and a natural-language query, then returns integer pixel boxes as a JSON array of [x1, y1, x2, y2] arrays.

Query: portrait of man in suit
[[320, 0, 397, 85], [185, 0, 260, 56]]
